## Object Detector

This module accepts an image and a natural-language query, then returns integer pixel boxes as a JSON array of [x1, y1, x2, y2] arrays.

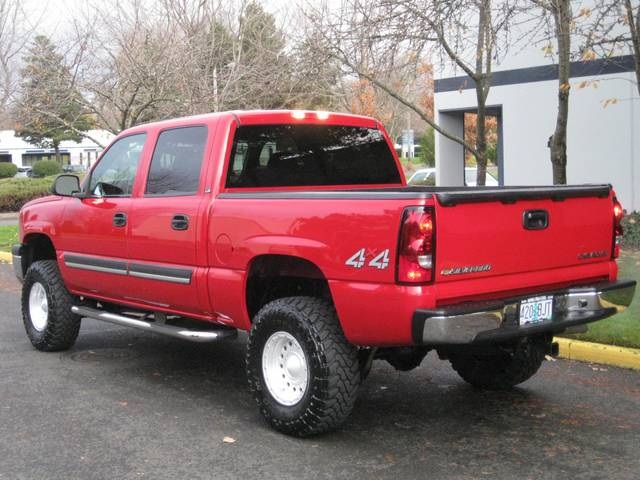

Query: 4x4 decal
[[345, 248, 390, 270]]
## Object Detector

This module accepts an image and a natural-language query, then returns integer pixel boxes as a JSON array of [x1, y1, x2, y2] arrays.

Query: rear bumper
[[412, 280, 636, 345], [12, 244, 24, 283]]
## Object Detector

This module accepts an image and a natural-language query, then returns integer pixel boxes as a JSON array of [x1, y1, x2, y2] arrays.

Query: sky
[[28, 0, 298, 40]]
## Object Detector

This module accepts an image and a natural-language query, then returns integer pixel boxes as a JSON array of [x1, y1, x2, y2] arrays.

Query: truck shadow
[[68, 325, 593, 442], [59, 325, 640, 479]]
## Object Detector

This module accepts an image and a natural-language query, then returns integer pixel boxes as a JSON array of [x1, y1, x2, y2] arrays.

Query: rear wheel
[[246, 296, 360, 436], [22, 260, 81, 351], [448, 336, 549, 390]]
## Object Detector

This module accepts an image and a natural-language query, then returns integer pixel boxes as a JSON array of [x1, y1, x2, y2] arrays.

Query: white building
[[0, 130, 114, 168], [434, 6, 640, 212]]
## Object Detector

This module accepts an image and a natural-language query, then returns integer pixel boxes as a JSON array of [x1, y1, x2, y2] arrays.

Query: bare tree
[[626, 0, 640, 94], [528, 0, 573, 184], [0, 0, 40, 128], [584, 0, 640, 97], [61, 0, 325, 134], [67, 0, 189, 135], [305, 0, 515, 185]]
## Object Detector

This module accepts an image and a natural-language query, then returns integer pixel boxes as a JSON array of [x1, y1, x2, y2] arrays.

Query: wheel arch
[[19, 233, 57, 277], [245, 254, 333, 321]]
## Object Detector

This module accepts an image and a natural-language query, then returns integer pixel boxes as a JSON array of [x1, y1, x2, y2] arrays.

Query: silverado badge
[[440, 264, 492, 276], [578, 250, 606, 260]]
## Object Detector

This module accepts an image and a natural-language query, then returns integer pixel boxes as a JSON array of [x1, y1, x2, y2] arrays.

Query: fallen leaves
[[590, 366, 608, 372]]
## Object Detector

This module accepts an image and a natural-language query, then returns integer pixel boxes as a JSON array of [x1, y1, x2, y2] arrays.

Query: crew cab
[[12, 110, 636, 436]]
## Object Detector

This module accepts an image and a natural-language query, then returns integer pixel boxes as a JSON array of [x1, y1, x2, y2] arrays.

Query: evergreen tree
[[14, 35, 92, 163]]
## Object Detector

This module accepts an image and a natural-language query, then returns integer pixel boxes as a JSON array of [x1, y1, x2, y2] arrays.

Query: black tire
[[22, 260, 81, 351], [246, 296, 360, 436], [449, 336, 548, 390]]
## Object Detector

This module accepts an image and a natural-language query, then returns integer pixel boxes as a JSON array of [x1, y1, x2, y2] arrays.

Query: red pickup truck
[[13, 110, 636, 436]]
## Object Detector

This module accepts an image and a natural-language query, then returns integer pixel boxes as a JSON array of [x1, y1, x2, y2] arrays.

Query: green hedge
[[621, 211, 640, 250], [0, 176, 55, 212], [0, 163, 18, 179], [32, 160, 62, 177]]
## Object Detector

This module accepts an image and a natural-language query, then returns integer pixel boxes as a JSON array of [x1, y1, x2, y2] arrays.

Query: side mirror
[[52, 175, 81, 197]]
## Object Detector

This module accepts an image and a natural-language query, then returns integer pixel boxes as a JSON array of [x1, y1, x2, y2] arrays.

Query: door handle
[[113, 212, 127, 227], [172, 214, 189, 231]]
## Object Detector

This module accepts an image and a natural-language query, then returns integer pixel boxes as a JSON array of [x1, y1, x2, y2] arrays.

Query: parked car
[[465, 167, 499, 186], [407, 167, 499, 186], [14, 166, 32, 178], [407, 168, 436, 186], [12, 110, 636, 437], [63, 164, 86, 174]]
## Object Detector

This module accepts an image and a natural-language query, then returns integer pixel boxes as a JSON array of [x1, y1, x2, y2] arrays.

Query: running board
[[71, 306, 237, 343]]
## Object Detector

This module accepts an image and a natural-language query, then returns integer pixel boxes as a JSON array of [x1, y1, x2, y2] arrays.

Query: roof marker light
[[316, 111, 330, 120], [291, 110, 306, 119]]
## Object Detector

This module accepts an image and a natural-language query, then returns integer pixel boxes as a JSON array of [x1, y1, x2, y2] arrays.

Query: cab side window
[[88, 133, 146, 197], [145, 126, 208, 196]]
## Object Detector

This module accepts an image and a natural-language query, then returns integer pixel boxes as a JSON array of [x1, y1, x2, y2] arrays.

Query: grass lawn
[[0, 225, 18, 253], [562, 249, 640, 349]]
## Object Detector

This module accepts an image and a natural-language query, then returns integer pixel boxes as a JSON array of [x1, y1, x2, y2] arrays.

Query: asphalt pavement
[[1, 263, 639, 480]]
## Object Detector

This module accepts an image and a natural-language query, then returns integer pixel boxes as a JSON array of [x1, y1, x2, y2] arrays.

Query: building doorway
[[436, 106, 503, 187], [463, 112, 501, 186]]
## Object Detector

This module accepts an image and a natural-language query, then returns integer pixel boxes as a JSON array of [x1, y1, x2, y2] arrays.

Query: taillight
[[397, 206, 435, 283], [612, 197, 624, 258]]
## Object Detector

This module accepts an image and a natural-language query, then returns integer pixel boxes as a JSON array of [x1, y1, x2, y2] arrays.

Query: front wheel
[[246, 297, 360, 436], [448, 335, 549, 390], [22, 260, 81, 351]]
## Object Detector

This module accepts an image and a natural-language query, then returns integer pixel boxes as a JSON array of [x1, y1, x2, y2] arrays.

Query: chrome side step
[[71, 306, 237, 343]]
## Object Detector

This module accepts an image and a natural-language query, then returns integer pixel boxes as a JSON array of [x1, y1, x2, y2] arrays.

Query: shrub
[[621, 211, 640, 250], [32, 160, 62, 177], [420, 128, 435, 167], [0, 176, 55, 212], [0, 163, 18, 179]]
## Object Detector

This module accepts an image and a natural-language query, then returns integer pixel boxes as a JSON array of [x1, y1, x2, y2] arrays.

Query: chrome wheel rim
[[29, 282, 49, 332], [262, 331, 308, 406]]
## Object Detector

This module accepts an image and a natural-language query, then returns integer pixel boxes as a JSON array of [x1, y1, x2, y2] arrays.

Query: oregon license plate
[[519, 296, 554, 325]]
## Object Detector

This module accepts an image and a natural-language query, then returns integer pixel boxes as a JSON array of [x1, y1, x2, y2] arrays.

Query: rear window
[[226, 124, 401, 188]]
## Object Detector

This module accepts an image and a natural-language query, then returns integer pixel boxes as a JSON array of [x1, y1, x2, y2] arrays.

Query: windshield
[[226, 124, 401, 188]]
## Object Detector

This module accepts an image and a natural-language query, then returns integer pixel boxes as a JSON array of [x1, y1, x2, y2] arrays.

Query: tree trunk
[[625, 0, 640, 97], [53, 141, 61, 165], [473, 0, 491, 186], [549, 0, 571, 185], [213, 66, 219, 112], [475, 88, 488, 186]]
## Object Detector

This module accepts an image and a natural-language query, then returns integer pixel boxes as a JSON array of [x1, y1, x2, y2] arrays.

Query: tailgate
[[433, 186, 614, 283]]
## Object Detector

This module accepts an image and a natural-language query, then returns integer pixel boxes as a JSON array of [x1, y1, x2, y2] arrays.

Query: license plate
[[519, 296, 554, 325]]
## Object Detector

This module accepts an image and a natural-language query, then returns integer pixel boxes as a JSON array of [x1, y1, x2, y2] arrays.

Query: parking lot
[[0, 263, 639, 480]]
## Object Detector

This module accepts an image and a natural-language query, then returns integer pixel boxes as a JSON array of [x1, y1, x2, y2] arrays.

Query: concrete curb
[[0, 251, 12, 263], [555, 337, 640, 370]]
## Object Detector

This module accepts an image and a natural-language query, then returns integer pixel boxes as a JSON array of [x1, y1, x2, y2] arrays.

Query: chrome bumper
[[12, 244, 24, 283], [412, 280, 636, 345]]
